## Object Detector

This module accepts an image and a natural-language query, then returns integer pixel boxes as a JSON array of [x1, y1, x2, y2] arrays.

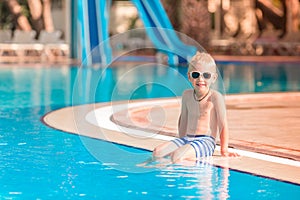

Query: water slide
[[76, 0, 196, 65], [77, 0, 112, 66], [77, 0, 90, 65], [131, 0, 197, 65]]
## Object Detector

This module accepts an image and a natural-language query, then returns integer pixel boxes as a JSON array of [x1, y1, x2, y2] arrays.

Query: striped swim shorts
[[171, 135, 216, 159]]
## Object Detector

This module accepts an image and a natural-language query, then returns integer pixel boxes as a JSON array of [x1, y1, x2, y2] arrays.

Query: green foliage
[[0, 0, 30, 29], [0, 2, 10, 29]]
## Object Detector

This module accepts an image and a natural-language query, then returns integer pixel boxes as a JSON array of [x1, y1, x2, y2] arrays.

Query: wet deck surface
[[43, 92, 300, 185]]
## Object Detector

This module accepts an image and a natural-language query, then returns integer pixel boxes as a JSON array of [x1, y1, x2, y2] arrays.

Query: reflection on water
[[218, 62, 300, 93], [73, 61, 300, 105], [1, 62, 298, 110], [72, 64, 192, 105], [155, 160, 230, 199], [0, 66, 72, 109]]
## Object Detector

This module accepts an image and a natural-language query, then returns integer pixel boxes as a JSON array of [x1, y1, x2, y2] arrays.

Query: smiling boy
[[153, 52, 238, 163]]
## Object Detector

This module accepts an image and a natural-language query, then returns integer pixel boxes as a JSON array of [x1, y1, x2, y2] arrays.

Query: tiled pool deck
[[43, 92, 300, 185]]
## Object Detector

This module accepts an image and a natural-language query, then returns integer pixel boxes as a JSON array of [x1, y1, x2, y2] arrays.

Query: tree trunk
[[162, 0, 210, 50], [43, 0, 55, 32], [161, 0, 181, 31], [5, 0, 32, 31], [28, 0, 44, 36], [181, 0, 210, 49]]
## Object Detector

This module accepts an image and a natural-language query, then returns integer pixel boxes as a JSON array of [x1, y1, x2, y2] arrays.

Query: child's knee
[[152, 147, 162, 158]]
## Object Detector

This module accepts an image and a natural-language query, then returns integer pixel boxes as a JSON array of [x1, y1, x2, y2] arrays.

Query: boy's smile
[[193, 78, 209, 97], [195, 80, 207, 87]]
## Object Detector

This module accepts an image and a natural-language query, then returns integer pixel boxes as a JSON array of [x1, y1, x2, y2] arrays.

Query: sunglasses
[[189, 71, 212, 79]]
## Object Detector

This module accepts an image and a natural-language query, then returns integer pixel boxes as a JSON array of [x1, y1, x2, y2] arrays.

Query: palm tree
[[161, 0, 181, 31], [181, 0, 210, 49], [162, 0, 211, 50]]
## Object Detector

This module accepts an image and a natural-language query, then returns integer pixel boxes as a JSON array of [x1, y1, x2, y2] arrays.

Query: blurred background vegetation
[[0, 0, 62, 37], [0, 0, 299, 56]]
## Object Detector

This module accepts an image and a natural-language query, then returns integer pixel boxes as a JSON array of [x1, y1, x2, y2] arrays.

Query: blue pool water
[[0, 62, 300, 199]]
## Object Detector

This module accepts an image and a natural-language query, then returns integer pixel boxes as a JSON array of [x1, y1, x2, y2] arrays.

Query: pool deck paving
[[43, 92, 300, 185]]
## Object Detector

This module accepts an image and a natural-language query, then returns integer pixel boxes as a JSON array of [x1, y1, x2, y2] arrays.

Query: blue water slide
[[77, 0, 112, 66], [95, 0, 112, 65], [77, 0, 91, 65], [88, 0, 99, 51], [131, 0, 197, 65]]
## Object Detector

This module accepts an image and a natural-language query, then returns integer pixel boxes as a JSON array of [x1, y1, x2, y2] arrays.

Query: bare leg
[[139, 143, 196, 168], [152, 141, 179, 159], [170, 144, 196, 163], [138, 141, 178, 168]]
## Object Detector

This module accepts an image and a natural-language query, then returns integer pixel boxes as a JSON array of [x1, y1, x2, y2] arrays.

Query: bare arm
[[214, 91, 239, 157], [178, 93, 188, 138], [220, 120, 239, 157], [220, 119, 229, 155]]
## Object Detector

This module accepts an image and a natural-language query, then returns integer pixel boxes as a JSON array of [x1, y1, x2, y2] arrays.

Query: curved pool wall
[[0, 62, 300, 199]]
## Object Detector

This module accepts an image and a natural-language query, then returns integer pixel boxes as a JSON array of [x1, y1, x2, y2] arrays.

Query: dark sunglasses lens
[[203, 73, 211, 79], [191, 72, 200, 79]]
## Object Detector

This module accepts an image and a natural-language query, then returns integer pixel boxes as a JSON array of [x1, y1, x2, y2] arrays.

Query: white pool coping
[[85, 99, 300, 168]]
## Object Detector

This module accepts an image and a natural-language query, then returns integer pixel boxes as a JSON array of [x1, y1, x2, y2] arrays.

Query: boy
[[153, 52, 239, 163]]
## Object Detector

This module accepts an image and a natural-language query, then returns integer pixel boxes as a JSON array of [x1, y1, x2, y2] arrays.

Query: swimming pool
[[0, 62, 299, 199]]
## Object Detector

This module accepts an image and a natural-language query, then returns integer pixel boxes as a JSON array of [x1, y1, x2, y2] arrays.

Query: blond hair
[[188, 52, 217, 72]]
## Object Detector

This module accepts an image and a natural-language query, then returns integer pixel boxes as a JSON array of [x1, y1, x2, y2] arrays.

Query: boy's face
[[188, 64, 218, 93]]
